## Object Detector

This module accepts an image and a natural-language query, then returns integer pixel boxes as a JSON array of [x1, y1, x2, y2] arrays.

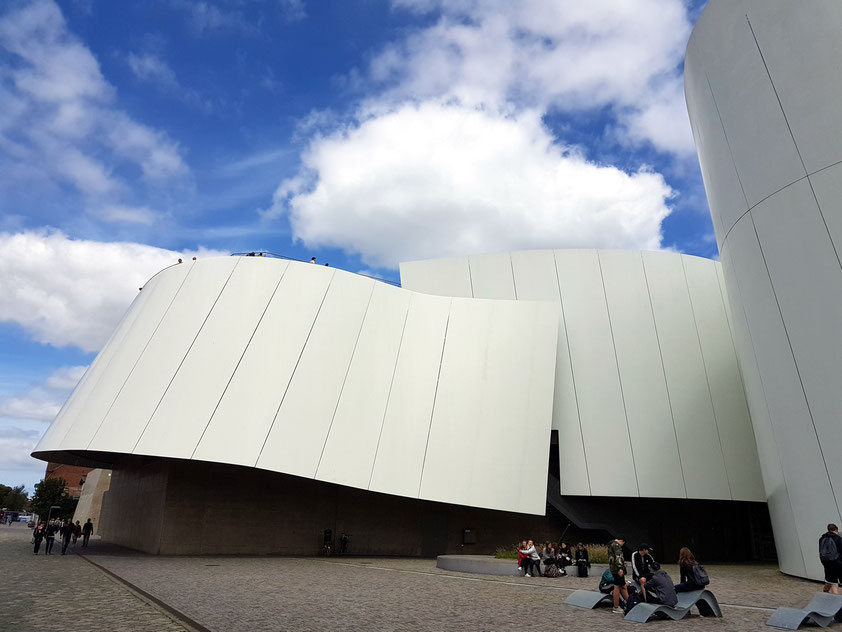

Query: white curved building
[[34, 249, 771, 557], [686, 0, 842, 579]]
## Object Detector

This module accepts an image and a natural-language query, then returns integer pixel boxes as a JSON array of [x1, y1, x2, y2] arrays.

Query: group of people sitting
[[599, 537, 710, 615], [517, 540, 592, 578]]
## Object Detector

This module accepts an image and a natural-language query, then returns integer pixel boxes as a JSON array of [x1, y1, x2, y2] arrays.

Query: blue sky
[[0, 0, 710, 492]]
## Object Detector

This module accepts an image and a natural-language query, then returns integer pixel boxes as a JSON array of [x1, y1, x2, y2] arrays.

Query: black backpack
[[820, 534, 840, 563], [692, 564, 710, 586], [624, 586, 642, 615]]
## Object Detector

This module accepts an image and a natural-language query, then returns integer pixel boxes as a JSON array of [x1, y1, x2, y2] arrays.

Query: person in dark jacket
[[819, 523, 842, 594], [557, 542, 572, 576], [574, 542, 591, 577], [645, 569, 678, 606], [73, 520, 81, 546], [60, 519, 74, 555], [32, 522, 46, 554], [44, 521, 57, 554], [674, 547, 705, 592], [631, 544, 657, 601], [82, 518, 94, 547]]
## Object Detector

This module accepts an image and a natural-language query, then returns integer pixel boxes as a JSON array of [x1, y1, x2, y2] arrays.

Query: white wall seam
[[641, 252, 688, 498], [85, 263, 197, 450], [190, 263, 290, 459], [253, 269, 337, 466], [680, 255, 733, 499], [596, 250, 641, 496], [131, 258, 242, 453]]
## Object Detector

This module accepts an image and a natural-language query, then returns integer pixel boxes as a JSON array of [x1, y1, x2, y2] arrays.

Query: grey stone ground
[[0, 523, 189, 632], [1, 522, 827, 631]]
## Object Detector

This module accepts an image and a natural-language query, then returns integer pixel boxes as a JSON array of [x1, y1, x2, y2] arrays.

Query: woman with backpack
[[674, 547, 709, 592]]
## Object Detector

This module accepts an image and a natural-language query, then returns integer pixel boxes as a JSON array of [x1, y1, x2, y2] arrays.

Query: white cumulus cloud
[[265, 103, 673, 269], [0, 366, 87, 422], [0, 230, 226, 352]]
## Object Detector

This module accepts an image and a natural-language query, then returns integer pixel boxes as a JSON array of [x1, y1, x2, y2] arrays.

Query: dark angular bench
[[623, 589, 722, 623], [766, 593, 842, 630]]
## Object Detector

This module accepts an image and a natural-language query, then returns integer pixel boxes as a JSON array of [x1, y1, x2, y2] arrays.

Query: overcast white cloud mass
[[0, 366, 86, 422], [269, 0, 692, 269], [266, 103, 672, 269], [0, 230, 225, 352], [0, 2, 188, 222]]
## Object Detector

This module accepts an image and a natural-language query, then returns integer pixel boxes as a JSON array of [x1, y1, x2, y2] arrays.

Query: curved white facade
[[33, 257, 559, 516], [401, 249, 764, 503], [686, 0, 842, 579]]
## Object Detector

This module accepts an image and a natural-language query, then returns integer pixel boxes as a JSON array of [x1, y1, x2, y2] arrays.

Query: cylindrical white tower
[[686, 0, 842, 580]]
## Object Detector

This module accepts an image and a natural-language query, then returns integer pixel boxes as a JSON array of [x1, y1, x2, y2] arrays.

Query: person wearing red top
[[517, 540, 528, 573]]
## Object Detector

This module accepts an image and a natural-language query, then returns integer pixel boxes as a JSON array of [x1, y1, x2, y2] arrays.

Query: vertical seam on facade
[[749, 213, 842, 519], [552, 251, 591, 494], [467, 258, 475, 297], [131, 259, 242, 453], [190, 262, 291, 459], [641, 252, 688, 498], [705, 72, 750, 210], [85, 263, 196, 450], [254, 270, 336, 466], [746, 15, 842, 270], [724, 239, 810, 574], [597, 251, 641, 496], [314, 280, 377, 478], [509, 252, 518, 299], [417, 299, 452, 497], [367, 293, 412, 489], [681, 255, 733, 499]]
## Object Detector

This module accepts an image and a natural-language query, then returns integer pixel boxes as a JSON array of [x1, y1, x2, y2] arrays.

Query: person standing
[[32, 522, 46, 554], [820, 523, 842, 594], [82, 518, 94, 547], [608, 536, 629, 614], [60, 519, 74, 555], [44, 520, 57, 555]]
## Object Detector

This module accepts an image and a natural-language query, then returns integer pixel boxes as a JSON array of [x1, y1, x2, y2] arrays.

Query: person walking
[[73, 520, 81, 546], [819, 523, 842, 594], [608, 536, 629, 614], [32, 521, 46, 554], [44, 520, 57, 555], [60, 519, 74, 555], [82, 518, 94, 547]]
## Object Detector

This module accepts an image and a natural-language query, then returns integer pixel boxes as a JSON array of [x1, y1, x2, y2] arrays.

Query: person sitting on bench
[[631, 543, 657, 600]]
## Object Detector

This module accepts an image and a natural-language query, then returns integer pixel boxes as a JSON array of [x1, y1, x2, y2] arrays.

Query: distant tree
[[1, 485, 28, 511], [29, 478, 75, 520]]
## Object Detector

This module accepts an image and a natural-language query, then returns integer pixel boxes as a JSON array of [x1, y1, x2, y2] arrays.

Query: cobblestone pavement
[[0, 524, 190, 632], [73, 541, 823, 632]]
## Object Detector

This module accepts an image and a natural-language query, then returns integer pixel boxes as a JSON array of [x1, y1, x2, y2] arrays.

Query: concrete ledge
[[437, 555, 522, 575]]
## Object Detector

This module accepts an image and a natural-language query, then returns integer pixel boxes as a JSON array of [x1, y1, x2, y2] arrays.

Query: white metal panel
[[810, 163, 842, 254], [368, 294, 451, 498], [642, 251, 730, 500], [752, 180, 842, 512], [727, 217, 836, 581], [255, 272, 375, 478], [748, 1, 842, 174], [599, 250, 685, 498], [696, 1, 805, 208], [683, 255, 765, 501], [88, 257, 239, 454], [511, 250, 589, 495], [554, 249, 637, 497], [419, 298, 558, 514], [683, 37, 749, 241], [192, 262, 333, 467], [467, 252, 516, 299], [720, 244, 807, 576], [316, 283, 411, 489], [52, 263, 192, 450], [36, 271, 165, 451], [134, 259, 289, 459], [399, 257, 472, 298]]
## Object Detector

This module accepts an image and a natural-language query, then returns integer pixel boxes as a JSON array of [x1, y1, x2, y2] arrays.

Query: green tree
[[29, 478, 75, 521], [1, 484, 28, 511]]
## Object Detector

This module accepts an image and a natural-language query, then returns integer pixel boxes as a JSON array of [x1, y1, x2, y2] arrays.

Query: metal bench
[[767, 593, 842, 630], [563, 589, 614, 609], [623, 589, 723, 623]]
